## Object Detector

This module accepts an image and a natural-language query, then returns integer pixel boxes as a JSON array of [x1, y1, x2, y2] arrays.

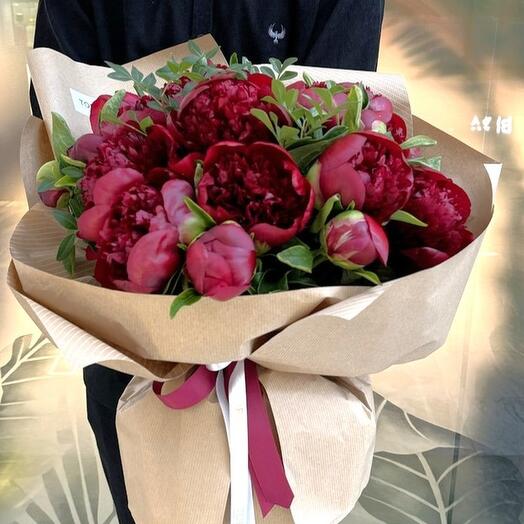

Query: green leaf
[[408, 155, 443, 171], [271, 79, 286, 103], [260, 65, 276, 78], [303, 71, 314, 87], [187, 40, 203, 56], [344, 85, 365, 133], [54, 176, 78, 188], [276, 245, 314, 273], [130, 65, 144, 83], [277, 125, 300, 148], [99, 90, 126, 124], [279, 70, 298, 82], [353, 269, 381, 285], [53, 210, 77, 230], [60, 166, 84, 179], [229, 52, 239, 65], [183, 197, 215, 228], [36, 160, 61, 187], [400, 135, 438, 150], [311, 194, 342, 233], [105, 61, 132, 81], [56, 233, 76, 261], [194, 161, 204, 186], [389, 209, 428, 227], [51, 113, 75, 161], [269, 57, 283, 73], [139, 116, 154, 132], [250, 108, 277, 138], [169, 288, 201, 319], [60, 154, 86, 169], [289, 126, 348, 171]]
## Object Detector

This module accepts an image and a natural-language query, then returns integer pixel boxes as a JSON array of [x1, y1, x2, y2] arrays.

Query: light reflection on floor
[[1, 1, 523, 522]]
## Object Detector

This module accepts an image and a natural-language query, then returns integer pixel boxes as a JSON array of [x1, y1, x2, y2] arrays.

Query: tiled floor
[[1, 1, 523, 523]]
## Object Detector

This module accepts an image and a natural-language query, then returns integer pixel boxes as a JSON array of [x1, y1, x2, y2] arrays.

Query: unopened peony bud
[[322, 210, 389, 270], [185, 222, 256, 301]]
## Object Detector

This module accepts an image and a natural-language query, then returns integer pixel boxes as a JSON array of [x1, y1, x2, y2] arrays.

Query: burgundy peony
[[38, 188, 68, 208], [176, 73, 281, 151], [313, 131, 414, 223], [185, 222, 256, 301], [90, 92, 166, 136], [68, 133, 104, 163], [390, 166, 473, 268], [322, 210, 389, 270], [77, 167, 178, 292], [79, 123, 182, 208], [197, 141, 315, 246]]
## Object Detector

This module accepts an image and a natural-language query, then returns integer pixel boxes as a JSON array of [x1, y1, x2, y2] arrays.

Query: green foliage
[[170, 289, 202, 319]]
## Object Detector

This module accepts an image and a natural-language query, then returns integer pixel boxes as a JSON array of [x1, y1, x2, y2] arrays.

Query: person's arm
[[31, 0, 100, 117]]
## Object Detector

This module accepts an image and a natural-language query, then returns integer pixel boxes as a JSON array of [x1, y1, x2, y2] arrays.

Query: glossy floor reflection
[[1, 1, 523, 523]]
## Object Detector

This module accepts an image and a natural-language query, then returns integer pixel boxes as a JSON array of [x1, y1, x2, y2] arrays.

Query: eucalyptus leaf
[[54, 176, 78, 188], [53, 210, 77, 230], [51, 113, 75, 161], [408, 156, 443, 171], [344, 85, 364, 133], [400, 135, 438, 150], [60, 166, 84, 180], [60, 154, 86, 169], [56, 233, 76, 262], [389, 210, 428, 227], [99, 90, 126, 124], [169, 288, 201, 319], [276, 245, 313, 273]]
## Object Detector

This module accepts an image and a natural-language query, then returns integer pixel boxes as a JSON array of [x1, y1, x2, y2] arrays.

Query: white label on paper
[[70, 88, 96, 116]]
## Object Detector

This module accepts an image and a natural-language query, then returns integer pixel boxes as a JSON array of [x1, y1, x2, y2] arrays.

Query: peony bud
[[161, 179, 208, 244], [185, 222, 256, 301], [68, 133, 104, 163], [38, 188, 68, 208], [123, 229, 180, 293], [322, 210, 389, 270]]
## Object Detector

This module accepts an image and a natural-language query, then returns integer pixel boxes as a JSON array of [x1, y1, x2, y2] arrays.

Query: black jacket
[[31, 0, 384, 406]]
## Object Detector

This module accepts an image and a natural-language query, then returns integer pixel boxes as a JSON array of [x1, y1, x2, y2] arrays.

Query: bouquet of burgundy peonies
[[35, 41, 473, 316], [9, 35, 494, 524]]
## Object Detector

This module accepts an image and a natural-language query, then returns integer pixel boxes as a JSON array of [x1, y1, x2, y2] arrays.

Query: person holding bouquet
[[31, 1, 385, 521]]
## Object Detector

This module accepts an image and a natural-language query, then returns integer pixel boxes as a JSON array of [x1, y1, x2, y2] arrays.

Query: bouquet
[[36, 41, 473, 311], [9, 35, 494, 523]]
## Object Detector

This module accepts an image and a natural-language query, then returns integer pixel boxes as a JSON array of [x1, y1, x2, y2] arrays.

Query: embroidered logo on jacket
[[268, 23, 286, 44]]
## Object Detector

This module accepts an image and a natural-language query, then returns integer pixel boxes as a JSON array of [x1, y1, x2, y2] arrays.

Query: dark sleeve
[[31, 0, 101, 117], [300, 0, 385, 71]]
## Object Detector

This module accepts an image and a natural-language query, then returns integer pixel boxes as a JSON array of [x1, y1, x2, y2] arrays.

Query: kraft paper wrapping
[[10, 36, 495, 523]]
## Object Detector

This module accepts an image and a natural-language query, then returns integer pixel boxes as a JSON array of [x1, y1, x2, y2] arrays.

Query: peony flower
[[79, 124, 181, 208], [122, 229, 180, 293], [90, 92, 166, 136], [185, 222, 256, 300], [161, 179, 207, 244], [77, 168, 177, 292], [322, 210, 389, 270], [389, 166, 473, 268], [311, 131, 414, 222], [68, 133, 104, 163], [176, 73, 281, 151], [197, 141, 314, 246], [38, 188, 68, 208]]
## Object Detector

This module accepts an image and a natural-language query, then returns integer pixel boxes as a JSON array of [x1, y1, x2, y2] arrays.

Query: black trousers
[[84, 365, 135, 523]]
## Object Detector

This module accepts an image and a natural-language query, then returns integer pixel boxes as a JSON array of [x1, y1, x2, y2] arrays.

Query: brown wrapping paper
[[10, 36, 494, 523]]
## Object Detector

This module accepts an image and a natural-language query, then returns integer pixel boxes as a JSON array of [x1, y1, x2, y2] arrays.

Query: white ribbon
[[206, 361, 256, 524]]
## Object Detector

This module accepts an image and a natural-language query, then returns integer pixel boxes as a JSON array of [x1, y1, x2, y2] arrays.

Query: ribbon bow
[[153, 360, 294, 523]]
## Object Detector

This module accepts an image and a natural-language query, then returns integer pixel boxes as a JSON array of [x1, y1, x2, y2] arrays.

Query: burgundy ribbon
[[153, 361, 294, 516]]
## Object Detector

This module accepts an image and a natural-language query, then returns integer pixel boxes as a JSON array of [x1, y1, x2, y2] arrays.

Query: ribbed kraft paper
[[9, 35, 495, 523]]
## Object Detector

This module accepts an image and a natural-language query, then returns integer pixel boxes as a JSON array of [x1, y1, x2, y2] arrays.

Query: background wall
[[0, 1, 523, 522]]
